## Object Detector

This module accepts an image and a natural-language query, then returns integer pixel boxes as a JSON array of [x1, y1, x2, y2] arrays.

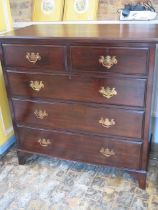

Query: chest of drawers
[[0, 24, 158, 189]]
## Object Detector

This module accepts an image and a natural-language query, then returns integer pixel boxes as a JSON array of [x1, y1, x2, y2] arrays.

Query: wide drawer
[[3, 44, 66, 71], [17, 127, 142, 170], [13, 99, 144, 139], [70, 46, 148, 75], [8, 72, 146, 107]]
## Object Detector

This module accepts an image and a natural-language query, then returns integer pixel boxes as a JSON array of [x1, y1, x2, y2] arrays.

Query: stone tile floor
[[0, 148, 158, 210]]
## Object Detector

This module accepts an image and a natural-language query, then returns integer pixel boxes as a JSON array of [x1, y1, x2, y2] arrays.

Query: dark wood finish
[[127, 170, 147, 189], [142, 46, 156, 171], [1, 24, 157, 189], [17, 127, 142, 170], [17, 150, 32, 165], [3, 45, 66, 71], [0, 46, 2, 61], [7, 72, 146, 107], [1, 24, 158, 43], [13, 99, 144, 139], [70, 46, 148, 75]]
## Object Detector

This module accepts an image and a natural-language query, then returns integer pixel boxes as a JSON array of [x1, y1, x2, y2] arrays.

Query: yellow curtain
[[0, 0, 14, 153], [0, 64, 14, 147], [0, 0, 13, 32]]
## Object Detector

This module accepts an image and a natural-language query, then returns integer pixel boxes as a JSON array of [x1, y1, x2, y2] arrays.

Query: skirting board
[[0, 135, 16, 155], [151, 116, 158, 143], [150, 143, 158, 160]]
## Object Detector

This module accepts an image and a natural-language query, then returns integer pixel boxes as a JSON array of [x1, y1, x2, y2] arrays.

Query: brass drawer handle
[[30, 81, 44, 92], [99, 117, 115, 128], [38, 138, 51, 147], [34, 109, 48, 119], [26, 52, 41, 64], [99, 56, 118, 69], [100, 147, 115, 157], [99, 86, 117, 99]]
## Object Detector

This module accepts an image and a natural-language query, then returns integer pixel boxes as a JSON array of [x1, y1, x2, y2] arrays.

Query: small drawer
[[8, 72, 146, 107], [70, 46, 149, 75], [17, 127, 142, 170], [13, 99, 144, 139], [3, 44, 66, 71]]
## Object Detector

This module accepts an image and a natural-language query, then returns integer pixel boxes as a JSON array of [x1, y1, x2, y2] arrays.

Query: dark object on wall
[[122, 1, 155, 17]]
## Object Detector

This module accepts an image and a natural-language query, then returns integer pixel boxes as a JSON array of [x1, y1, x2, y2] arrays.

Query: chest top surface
[[1, 24, 158, 43]]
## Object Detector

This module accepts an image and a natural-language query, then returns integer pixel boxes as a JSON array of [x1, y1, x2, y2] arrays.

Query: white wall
[[152, 45, 158, 143], [152, 46, 158, 117]]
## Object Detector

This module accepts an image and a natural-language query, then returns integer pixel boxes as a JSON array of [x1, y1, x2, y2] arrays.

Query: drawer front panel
[[70, 47, 148, 75], [13, 100, 144, 139], [3, 45, 66, 71], [18, 127, 142, 170], [8, 72, 146, 107]]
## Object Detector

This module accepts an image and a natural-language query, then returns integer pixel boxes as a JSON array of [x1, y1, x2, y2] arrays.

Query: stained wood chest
[[0, 24, 158, 189]]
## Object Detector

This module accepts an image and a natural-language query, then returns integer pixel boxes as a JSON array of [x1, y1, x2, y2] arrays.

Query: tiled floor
[[0, 148, 158, 210]]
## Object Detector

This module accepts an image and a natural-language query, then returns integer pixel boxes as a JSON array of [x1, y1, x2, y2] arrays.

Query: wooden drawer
[[8, 72, 146, 107], [13, 99, 144, 139], [3, 45, 66, 71], [17, 127, 142, 170], [70, 46, 148, 75]]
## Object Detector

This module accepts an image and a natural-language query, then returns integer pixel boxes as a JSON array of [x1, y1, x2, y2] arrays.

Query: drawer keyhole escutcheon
[[29, 81, 44, 92], [99, 86, 117, 99], [26, 52, 41, 64], [99, 117, 116, 128], [99, 55, 118, 69], [38, 138, 51, 147], [100, 147, 115, 157], [34, 109, 48, 120]]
